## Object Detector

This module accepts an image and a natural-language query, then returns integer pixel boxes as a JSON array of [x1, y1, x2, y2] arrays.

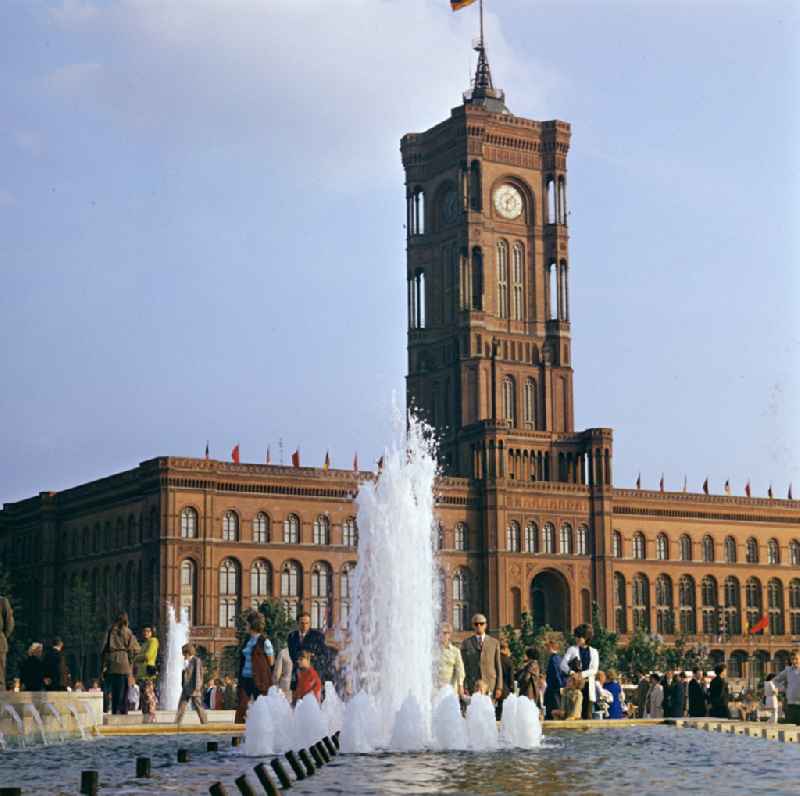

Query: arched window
[[181, 508, 198, 539], [767, 539, 779, 565], [435, 522, 444, 551], [790, 579, 800, 635], [576, 525, 589, 556], [511, 242, 524, 320], [724, 576, 741, 635], [310, 562, 332, 630], [559, 524, 573, 555], [454, 522, 467, 552], [92, 523, 100, 553], [342, 517, 358, 547], [548, 261, 558, 320], [469, 160, 482, 211], [701, 576, 718, 634], [542, 523, 555, 554], [313, 515, 330, 545], [633, 532, 646, 560], [506, 521, 521, 552], [728, 650, 747, 679], [679, 575, 696, 634], [471, 247, 483, 310], [746, 537, 759, 564], [280, 561, 302, 620], [503, 377, 516, 426], [614, 573, 627, 633], [791, 540, 800, 567], [546, 177, 556, 224], [702, 535, 715, 563], [768, 578, 784, 635], [222, 511, 239, 542], [452, 568, 471, 631], [250, 560, 271, 608], [524, 522, 538, 553], [679, 535, 692, 562], [656, 575, 674, 635], [496, 240, 509, 319], [340, 563, 355, 628], [724, 536, 737, 564], [523, 379, 537, 429], [656, 534, 669, 561], [253, 512, 269, 544], [746, 577, 763, 630], [632, 573, 650, 631], [219, 558, 240, 628], [284, 514, 300, 544], [180, 559, 196, 625], [612, 531, 622, 558]]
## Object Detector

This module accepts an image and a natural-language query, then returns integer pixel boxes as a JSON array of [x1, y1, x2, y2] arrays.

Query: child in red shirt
[[293, 650, 322, 705]]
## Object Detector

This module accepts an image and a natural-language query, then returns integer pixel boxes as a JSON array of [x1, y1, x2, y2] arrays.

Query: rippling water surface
[[2, 726, 800, 795]]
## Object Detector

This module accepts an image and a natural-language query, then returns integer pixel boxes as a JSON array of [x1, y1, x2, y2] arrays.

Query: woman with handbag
[[102, 612, 140, 715], [133, 626, 160, 710]]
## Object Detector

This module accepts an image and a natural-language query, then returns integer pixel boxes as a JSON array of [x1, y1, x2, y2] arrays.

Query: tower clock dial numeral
[[493, 184, 523, 220]]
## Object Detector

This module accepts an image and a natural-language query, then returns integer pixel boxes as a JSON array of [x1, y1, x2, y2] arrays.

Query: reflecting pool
[[1, 725, 800, 795]]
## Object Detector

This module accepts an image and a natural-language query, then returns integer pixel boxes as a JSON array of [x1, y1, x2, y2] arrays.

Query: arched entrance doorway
[[531, 570, 571, 630]]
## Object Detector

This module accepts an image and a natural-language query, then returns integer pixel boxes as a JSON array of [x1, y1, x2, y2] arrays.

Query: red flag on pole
[[659, 474, 664, 492], [291, 449, 300, 468], [231, 444, 240, 464], [768, 484, 773, 499], [353, 452, 358, 472], [702, 477, 709, 495], [745, 480, 751, 498], [635, 473, 641, 490], [323, 451, 330, 471], [749, 614, 769, 635]]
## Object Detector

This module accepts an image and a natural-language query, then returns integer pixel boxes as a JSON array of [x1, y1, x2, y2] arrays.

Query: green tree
[[62, 577, 104, 681], [617, 629, 662, 678], [590, 602, 619, 671], [501, 612, 562, 668]]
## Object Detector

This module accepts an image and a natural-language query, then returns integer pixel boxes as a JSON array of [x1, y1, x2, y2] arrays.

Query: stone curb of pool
[[668, 719, 800, 743]]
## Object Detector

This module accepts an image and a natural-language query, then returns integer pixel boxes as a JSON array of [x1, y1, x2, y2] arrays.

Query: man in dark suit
[[287, 612, 326, 689], [460, 613, 502, 699], [688, 668, 708, 717], [0, 595, 14, 690]]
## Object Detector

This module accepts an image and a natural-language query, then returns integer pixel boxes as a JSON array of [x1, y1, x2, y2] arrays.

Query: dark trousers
[[785, 704, 800, 725], [582, 681, 594, 719], [235, 676, 257, 724], [0, 652, 6, 691], [109, 673, 129, 715]]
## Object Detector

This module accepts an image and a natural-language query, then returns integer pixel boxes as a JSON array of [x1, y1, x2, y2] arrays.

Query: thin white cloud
[[42, 0, 562, 191], [0, 189, 19, 208]]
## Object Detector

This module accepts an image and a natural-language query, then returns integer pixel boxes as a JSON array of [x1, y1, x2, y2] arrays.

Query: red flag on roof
[[231, 444, 240, 464], [702, 478, 709, 495], [768, 484, 773, 499], [745, 480, 751, 498], [750, 614, 769, 635], [291, 449, 300, 468], [659, 474, 664, 492]]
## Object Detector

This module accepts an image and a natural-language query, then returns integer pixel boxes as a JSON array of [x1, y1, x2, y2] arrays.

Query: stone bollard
[[0, 788, 22, 795], [254, 763, 282, 796], [298, 749, 316, 776], [322, 736, 337, 757], [309, 744, 325, 767], [209, 783, 229, 796], [80, 770, 99, 795], [207, 741, 219, 752], [232, 736, 241, 747], [285, 751, 305, 781], [136, 756, 152, 778], [270, 758, 293, 789], [234, 774, 258, 796], [178, 748, 190, 763], [315, 741, 330, 764]]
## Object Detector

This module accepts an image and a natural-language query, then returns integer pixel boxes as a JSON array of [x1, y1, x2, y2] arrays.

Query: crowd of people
[[4, 590, 799, 730]]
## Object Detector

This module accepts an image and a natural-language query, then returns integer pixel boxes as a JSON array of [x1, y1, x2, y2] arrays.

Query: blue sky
[[1, 0, 798, 503]]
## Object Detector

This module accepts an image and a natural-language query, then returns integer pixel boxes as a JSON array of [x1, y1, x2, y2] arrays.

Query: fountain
[[44, 702, 66, 743], [161, 603, 190, 711], [1, 704, 26, 748], [25, 704, 48, 745], [67, 703, 87, 741], [240, 408, 540, 754]]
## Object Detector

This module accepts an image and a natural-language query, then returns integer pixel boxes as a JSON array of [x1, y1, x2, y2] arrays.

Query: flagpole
[[480, 0, 484, 47]]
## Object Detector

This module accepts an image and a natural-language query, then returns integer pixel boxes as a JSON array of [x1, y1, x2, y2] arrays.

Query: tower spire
[[463, 0, 509, 114]]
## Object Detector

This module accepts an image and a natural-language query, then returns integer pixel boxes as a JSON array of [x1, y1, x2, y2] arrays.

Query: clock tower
[[401, 36, 612, 492]]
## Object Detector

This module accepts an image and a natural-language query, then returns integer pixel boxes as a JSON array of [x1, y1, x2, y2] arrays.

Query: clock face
[[493, 184, 523, 220], [442, 189, 460, 224]]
